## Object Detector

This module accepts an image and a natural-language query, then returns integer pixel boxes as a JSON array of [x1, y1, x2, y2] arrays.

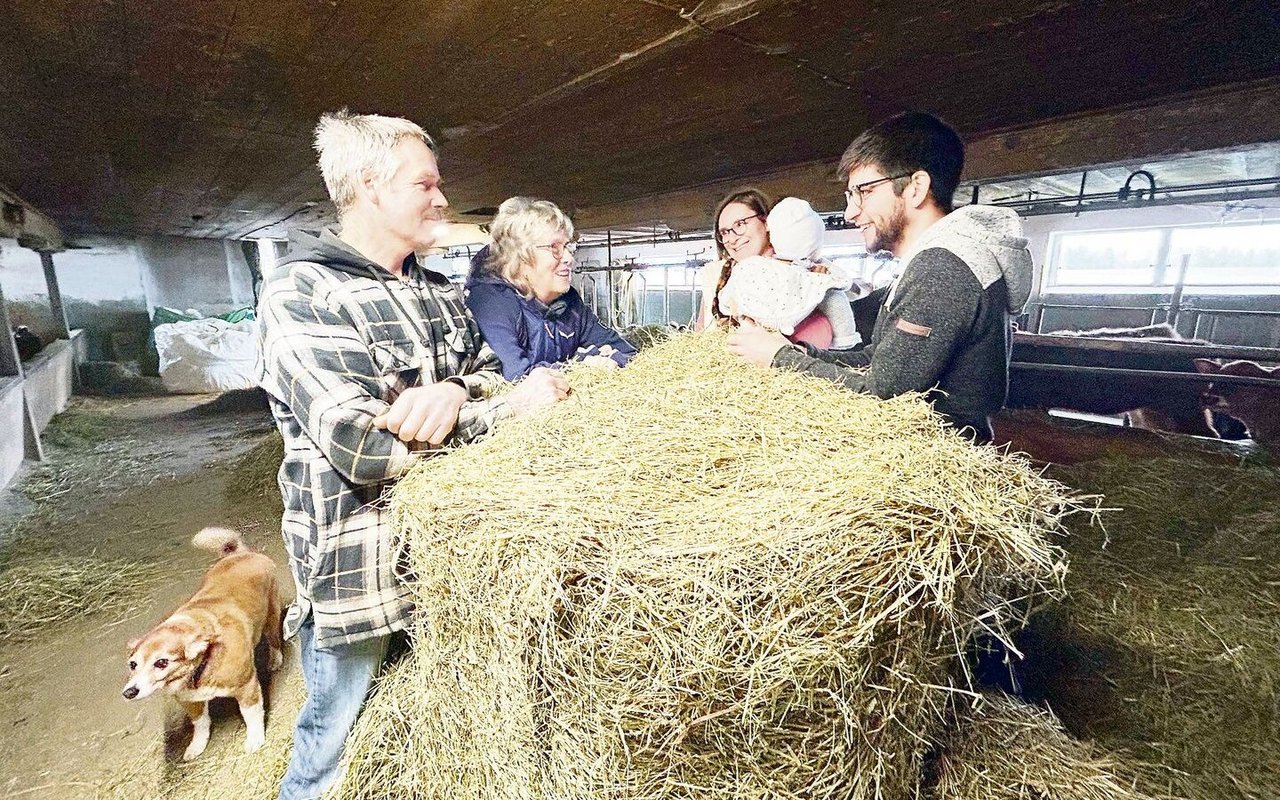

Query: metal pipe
[[1074, 171, 1088, 217], [662, 270, 670, 325], [1166, 254, 1191, 328], [992, 175, 1280, 211], [1014, 332, 1280, 362], [38, 251, 72, 339], [1010, 361, 1280, 388]]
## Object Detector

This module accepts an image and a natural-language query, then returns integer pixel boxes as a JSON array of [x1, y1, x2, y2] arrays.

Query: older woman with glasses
[[465, 196, 636, 381], [694, 188, 775, 331]]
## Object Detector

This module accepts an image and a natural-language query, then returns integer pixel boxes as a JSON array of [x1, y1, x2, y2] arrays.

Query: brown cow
[[1194, 359, 1280, 449], [1009, 324, 1219, 437]]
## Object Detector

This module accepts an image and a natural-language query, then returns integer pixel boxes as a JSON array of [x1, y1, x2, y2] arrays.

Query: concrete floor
[[0, 392, 298, 799]]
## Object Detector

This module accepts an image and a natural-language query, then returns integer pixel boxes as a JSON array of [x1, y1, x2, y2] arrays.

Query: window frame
[[1043, 220, 1280, 295]]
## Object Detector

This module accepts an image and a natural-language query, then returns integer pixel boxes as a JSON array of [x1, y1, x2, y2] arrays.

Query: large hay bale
[[928, 692, 1171, 800], [1021, 456, 1280, 800], [338, 331, 1081, 800]]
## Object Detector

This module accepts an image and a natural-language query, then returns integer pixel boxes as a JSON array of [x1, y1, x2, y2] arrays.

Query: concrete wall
[[135, 235, 256, 316], [0, 234, 258, 366], [21, 335, 78, 429], [0, 376, 24, 490], [0, 330, 85, 489]]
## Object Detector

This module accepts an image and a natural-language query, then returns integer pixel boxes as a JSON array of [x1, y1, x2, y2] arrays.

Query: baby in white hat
[[718, 197, 861, 349]]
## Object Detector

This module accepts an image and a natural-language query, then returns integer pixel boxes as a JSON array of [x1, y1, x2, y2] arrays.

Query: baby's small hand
[[579, 355, 619, 369]]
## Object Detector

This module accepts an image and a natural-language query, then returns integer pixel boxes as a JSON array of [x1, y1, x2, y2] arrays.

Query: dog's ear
[[1193, 358, 1221, 375], [184, 638, 211, 661], [126, 636, 142, 654]]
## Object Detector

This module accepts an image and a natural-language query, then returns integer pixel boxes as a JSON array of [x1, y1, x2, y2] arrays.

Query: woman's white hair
[[483, 197, 576, 298], [313, 109, 437, 216]]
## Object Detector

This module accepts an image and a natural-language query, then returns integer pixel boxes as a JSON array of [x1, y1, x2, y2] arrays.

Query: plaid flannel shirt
[[257, 241, 510, 648]]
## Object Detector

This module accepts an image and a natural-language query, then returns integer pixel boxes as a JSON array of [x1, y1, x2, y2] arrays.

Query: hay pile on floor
[[0, 555, 162, 644], [226, 430, 285, 503], [1022, 456, 1280, 800], [928, 692, 1171, 800], [337, 331, 1083, 800]]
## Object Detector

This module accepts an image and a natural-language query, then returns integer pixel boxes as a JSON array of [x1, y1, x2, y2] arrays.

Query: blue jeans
[[278, 617, 390, 800]]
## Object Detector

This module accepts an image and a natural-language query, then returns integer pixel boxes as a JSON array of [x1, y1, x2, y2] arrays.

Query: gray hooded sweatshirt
[[773, 205, 1033, 443]]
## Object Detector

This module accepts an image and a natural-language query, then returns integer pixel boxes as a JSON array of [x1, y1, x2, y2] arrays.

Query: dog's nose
[[122, 686, 139, 700]]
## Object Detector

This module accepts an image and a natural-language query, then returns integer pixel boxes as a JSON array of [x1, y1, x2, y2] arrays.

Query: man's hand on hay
[[373, 381, 467, 444], [508, 367, 571, 415], [727, 319, 791, 366]]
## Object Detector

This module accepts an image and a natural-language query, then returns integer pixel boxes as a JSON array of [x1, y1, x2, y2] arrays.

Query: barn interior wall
[[1020, 197, 1280, 288], [0, 235, 256, 369], [571, 198, 1280, 344], [1020, 199, 1280, 345], [0, 377, 25, 488]]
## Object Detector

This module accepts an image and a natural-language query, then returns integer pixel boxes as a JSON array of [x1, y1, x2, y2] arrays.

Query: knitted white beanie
[[767, 197, 825, 263]]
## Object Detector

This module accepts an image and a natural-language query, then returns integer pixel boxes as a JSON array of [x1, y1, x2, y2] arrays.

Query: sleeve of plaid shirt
[[448, 314, 511, 441], [259, 266, 509, 486]]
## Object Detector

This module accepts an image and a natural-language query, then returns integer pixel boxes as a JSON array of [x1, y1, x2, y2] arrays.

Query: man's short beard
[[869, 201, 907, 255]]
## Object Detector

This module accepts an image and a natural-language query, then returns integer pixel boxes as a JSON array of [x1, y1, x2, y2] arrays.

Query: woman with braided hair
[[693, 188, 774, 331]]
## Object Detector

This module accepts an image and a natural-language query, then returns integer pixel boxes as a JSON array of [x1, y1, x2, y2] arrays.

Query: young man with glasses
[[728, 112, 1033, 444]]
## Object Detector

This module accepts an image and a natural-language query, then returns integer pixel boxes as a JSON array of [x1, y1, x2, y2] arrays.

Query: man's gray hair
[[483, 197, 576, 299], [313, 109, 437, 215]]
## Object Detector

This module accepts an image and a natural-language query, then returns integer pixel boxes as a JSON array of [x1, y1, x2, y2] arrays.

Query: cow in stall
[[1194, 359, 1280, 449], [1007, 324, 1226, 438]]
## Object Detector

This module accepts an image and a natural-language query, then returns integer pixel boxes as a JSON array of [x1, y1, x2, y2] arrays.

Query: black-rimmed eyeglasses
[[536, 242, 578, 259], [716, 213, 762, 241], [843, 173, 913, 208]]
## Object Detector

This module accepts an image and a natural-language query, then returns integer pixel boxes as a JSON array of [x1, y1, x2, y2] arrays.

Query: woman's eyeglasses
[[716, 213, 762, 241], [536, 242, 578, 259]]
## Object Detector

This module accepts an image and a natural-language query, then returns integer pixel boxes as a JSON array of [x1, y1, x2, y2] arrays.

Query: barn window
[[1045, 222, 1280, 294], [634, 260, 703, 327], [1046, 229, 1163, 289], [1171, 224, 1280, 288], [821, 243, 899, 288]]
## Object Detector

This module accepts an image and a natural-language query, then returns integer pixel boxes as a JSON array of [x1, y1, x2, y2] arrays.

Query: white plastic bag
[[153, 318, 259, 393]]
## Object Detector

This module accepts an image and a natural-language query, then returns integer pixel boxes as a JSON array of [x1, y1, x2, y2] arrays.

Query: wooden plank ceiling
[[0, 0, 1277, 239]]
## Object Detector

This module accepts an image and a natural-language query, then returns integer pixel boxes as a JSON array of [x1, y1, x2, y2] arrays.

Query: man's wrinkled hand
[[726, 319, 791, 367], [372, 381, 468, 445], [507, 367, 571, 415]]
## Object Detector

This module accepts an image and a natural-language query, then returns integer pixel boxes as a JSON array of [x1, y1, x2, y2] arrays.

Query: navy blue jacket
[[464, 266, 636, 381]]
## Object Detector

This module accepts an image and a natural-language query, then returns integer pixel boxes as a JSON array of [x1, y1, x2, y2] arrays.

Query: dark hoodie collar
[[279, 228, 440, 283]]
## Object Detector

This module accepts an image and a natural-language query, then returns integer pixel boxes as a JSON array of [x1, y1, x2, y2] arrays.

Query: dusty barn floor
[[0, 391, 302, 800]]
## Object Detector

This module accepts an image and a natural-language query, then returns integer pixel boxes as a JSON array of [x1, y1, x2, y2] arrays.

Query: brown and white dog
[[123, 527, 282, 760]]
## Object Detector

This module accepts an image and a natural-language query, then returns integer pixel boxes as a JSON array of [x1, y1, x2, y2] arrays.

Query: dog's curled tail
[[192, 527, 245, 557]]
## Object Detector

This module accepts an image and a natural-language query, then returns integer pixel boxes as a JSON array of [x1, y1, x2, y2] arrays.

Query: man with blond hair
[[257, 109, 568, 799]]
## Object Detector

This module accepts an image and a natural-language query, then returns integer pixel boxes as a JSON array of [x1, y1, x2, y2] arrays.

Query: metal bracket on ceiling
[[1118, 169, 1157, 202]]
